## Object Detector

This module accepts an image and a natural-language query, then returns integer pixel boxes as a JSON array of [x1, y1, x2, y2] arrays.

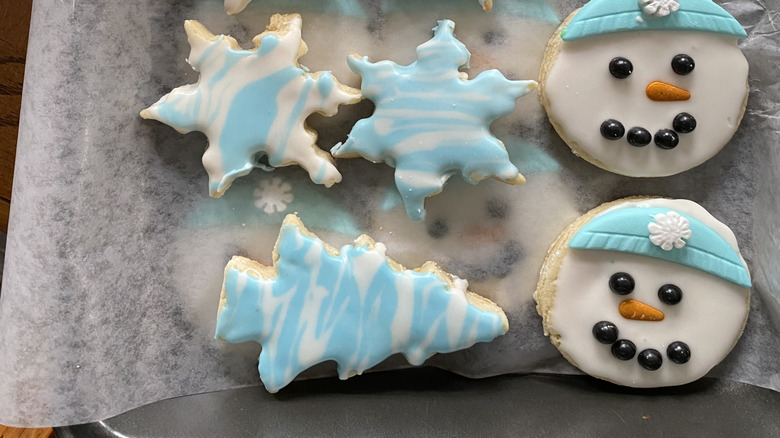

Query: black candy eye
[[627, 127, 652, 147], [667, 341, 691, 364], [609, 272, 635, 295], [673, 113, 697, 134], [592, 321, 619, 344], [638, 349, 663, 371], [654, 129, 679, 149], [611, 339, 637, 360], [601, 119, 625, 140], [658, 284, 683, 305], [609, 57, 633, 79], [672, 54, 695, 75]]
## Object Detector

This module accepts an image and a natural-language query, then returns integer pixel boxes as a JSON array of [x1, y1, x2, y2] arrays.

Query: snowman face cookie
[[534, 198, 751, 388], [553, 250, 749, 387], [540, 0, 749, 177]]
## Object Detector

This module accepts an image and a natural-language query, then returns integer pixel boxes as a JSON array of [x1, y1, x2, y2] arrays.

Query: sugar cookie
[[539, 0, 749, 177], [141, 14, 361, 197], [332, 19, 536, 221], [216, 214, 508, 392], [534, 197, 751, 387]]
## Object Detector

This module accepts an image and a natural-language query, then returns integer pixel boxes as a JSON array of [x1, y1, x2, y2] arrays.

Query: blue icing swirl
[[215, 216, 508, 392], [332, 20, 536, 221]]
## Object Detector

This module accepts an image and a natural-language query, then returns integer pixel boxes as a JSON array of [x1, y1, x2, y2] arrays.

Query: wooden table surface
[[0, 4, 57, 438], [0, 0, 30, 234]]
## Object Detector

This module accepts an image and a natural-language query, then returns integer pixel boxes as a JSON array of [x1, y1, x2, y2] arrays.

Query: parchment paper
[[0, 0, 778, 427]]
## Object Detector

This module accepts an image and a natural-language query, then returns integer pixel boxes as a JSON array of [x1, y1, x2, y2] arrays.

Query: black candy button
[[673, 112, 697, 133], [601, 119, 625, 140], [667, 341, 691, 364], [671, 54, 695, 75], [638, 349, 663, 370], [593, 321, 619, 344], [611, 339, 637, 360], [654, 129, 679, 149], [658, 284, 683, 305], [627, 127, 652, 147], [609, 272, 635, 295], [609, 57, 633, 79]]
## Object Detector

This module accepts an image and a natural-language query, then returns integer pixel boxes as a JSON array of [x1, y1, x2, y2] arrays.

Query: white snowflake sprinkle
[[254, 177, 293, 214], [639, 0, 680, 17], [648, 211, 692, 251]]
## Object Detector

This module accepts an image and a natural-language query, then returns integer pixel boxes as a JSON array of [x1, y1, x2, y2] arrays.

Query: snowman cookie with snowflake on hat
[[535, 197, 751, 388], [539, 0, 749, 177]]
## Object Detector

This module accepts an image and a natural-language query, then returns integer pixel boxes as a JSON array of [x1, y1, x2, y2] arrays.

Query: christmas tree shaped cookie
[[331, 20, 537, 221], [215, 214, 508, 392], [141, 14, 361, 197]]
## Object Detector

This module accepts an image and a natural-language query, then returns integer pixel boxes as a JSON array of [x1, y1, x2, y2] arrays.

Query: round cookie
[[534, 197, 751, 387], [539, 0, 749, 177]]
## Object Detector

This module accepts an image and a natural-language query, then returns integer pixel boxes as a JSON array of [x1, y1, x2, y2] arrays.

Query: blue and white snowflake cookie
[[141, 14, 362, 197], [539, 0, 749, 177], [332, 19, 537, 222], [534, 197, 751, 388]]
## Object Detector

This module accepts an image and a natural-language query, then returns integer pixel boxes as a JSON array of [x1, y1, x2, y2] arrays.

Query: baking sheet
[[0, 0, 778, 427]]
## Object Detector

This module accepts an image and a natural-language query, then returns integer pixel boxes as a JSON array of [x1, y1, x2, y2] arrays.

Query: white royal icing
[[544, 30, 748, 177], [640, 0, 680, 17], [549, 199, 750, 388], [648, 211, 692, 250]]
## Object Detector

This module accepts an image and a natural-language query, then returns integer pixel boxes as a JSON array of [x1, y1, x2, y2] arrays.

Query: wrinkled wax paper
[[0, 0, 778, 427]]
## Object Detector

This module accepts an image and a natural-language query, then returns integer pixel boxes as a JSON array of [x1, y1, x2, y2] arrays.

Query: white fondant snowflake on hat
[[648, 211, 692, 250], [640, 0, 680, 17], [254, 177, 293, 214]]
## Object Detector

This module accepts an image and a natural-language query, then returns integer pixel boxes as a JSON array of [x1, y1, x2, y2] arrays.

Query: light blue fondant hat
[[569, 207, 751, 288], [562, 0, 747, 41]]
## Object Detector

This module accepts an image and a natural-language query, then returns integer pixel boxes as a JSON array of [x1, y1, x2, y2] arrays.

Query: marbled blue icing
[[215, 217, 508, 393], [331, 20, 536, 221], [141, 16, 359, 197]]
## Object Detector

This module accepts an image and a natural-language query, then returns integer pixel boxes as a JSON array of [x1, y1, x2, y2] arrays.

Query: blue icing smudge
[[382, 0, 558, 21], [504, 140, 561, 174], [331, 20, 536, 221], [185, 176, 361, 235], [380, 188, 404, 211], [215, 217, 507, 393]]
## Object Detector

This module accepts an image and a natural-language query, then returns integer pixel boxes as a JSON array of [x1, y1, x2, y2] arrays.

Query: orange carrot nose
[[646, 81, 691, 102], [619, 299, 665, 321]]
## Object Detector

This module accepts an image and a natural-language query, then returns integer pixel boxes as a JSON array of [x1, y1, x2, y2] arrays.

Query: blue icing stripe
[[569, 207, 751, 288], [215, 217, 507, 393], [562, 0, 747, 41], [331, 19, 536, 221]]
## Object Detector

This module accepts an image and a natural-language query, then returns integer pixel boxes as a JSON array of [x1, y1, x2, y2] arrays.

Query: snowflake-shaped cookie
[[640, 0, 680, 17], [331, 20, 537, 221], [254, 177, 293, 214], [648, 211, 692, 250], [141, 14, 362, 197]]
